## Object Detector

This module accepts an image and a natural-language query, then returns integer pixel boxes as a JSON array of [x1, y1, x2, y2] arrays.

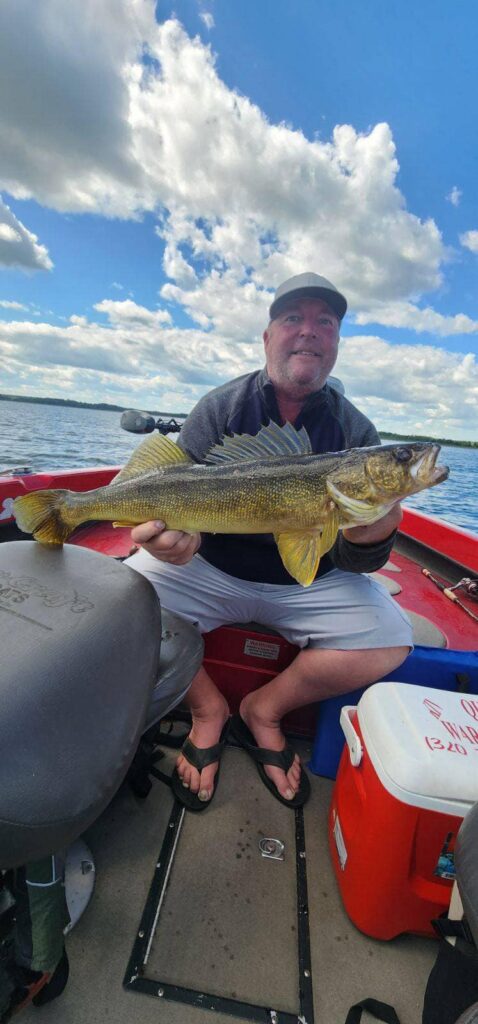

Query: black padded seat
[[0, 541, 162, 870], [456, 802, 478, 948], [450, 805, 478, 1024]]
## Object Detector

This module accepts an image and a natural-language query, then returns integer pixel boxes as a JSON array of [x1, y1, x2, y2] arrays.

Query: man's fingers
[[130, 520, 165, 545], [130, 521, 200, 563], [159, 532, 201, 562], [156, 530, 194, 552]]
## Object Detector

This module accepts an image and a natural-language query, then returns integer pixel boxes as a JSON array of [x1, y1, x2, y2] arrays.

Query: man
[[126, 272, 412, 810]]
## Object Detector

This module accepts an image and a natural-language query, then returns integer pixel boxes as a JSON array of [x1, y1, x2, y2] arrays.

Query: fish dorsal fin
[[326, 479, 392, 524], [112, 434, 192, 484], [275, 510, 339, 587], [205, 421, 312, 464]]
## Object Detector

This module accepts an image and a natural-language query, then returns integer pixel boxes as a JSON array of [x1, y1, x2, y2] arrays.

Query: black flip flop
[[171, 719, 230, 812], [230, 714, 310, 809]]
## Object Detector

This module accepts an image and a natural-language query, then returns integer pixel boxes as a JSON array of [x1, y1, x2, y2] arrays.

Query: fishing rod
[[422, 569, 478, 623]]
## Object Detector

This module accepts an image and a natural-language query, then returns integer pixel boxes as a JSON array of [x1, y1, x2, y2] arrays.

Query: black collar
[[257, 367, 331, 425]]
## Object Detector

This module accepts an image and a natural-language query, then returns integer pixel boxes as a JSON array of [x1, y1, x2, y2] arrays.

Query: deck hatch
[[123, 746, 314, 1024]]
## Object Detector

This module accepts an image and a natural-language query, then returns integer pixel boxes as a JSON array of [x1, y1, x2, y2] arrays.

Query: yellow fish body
[[13, 422, 448, 586]]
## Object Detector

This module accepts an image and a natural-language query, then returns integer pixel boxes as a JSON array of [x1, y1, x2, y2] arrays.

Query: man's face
[[263, 296, 340, 396]]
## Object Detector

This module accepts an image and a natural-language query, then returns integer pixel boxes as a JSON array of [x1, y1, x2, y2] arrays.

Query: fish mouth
[[412, 444, 449, 485]]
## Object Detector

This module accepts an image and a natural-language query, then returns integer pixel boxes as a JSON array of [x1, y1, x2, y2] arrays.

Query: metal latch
[[259, 838, 285, 861]]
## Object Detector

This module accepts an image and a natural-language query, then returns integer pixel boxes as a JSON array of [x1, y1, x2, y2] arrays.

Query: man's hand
[[342, 504, 403, 546], [130, 520, 201, 564]]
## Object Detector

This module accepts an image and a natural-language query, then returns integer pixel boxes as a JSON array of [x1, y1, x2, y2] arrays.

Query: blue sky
[[0, 0, 477, 439]]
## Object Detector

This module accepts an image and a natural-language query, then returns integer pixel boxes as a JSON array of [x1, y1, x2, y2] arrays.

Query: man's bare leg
[[176, 646, 408, 802], [175, 668, 229, 802], [240, 645, 409, 799]]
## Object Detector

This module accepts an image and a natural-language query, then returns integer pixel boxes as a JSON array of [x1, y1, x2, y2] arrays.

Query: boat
[[1, 419, 477, 1024]]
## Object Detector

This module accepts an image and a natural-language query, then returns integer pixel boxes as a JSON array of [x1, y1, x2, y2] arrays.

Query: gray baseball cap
[[269, 272, 347, 322]]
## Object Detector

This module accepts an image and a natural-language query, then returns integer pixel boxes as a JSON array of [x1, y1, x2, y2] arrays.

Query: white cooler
[[328, 682, 478, 938]]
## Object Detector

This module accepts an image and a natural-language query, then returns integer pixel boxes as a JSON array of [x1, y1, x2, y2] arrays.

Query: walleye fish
[[13, 422, 449, 586]]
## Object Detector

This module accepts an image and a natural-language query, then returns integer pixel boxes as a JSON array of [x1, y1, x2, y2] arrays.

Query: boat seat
[[0, 540, 165, 869], [367, 572, 447, 646], [456, 802, 478, 949], [428, 804, 478, 1024], [406, 610, 447, 648], [368, 571, 402, 595]]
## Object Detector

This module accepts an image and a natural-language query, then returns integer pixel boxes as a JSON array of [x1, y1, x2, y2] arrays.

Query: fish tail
[[13, 489, 75, 545]]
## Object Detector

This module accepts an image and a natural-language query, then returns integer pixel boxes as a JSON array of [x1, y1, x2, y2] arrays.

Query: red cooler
[[328, 682, 478, 939]]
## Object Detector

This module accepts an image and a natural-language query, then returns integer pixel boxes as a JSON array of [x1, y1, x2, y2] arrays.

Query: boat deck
[[2, 484, 476, 1023], [22, 740, 437, 1024]]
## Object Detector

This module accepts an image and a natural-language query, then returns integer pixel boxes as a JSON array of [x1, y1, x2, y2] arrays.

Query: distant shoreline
[[0, 392, 476, 448], [0, 392, 187, 420]]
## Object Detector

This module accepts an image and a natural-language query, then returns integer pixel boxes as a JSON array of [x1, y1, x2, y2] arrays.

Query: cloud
[[0, 3, 475, 440], [0, 0, 155, 214], [0, 199, 52, 270], [0, 301, 250, 399], [446, 186, 462, 207], [354, 300, 478, 336], [1, 300, 477, 440], [460, 230, 478, 254], [199, 11, 214, 30], [94, 298, 172, 325], [0, 5, 445, 311], [0, 299, 27, 310], [335, 336, 478, 440]]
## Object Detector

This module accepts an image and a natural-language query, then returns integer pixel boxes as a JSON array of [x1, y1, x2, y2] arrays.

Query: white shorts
[[125, 551, 413, 651]]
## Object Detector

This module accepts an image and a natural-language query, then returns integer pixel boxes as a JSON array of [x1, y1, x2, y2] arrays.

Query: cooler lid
[[357, 683, 478, 816]]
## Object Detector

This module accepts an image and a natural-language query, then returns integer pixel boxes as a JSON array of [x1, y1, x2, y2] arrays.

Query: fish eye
[[394, 447, 412, 463]]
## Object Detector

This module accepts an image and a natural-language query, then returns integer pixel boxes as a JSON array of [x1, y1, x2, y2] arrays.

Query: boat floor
[[23, 740, 438, 1024]]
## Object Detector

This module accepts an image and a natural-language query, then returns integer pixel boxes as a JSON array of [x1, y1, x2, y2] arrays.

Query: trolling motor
[[120, 410, 184, 436]]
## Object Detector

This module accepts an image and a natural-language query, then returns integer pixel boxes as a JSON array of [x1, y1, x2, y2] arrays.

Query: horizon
[[0, 2, 478, 442], [1, 391, 475, 447]]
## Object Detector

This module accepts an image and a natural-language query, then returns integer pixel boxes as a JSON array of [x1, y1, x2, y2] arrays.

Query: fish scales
[[67, 458, 330, 534], [13, 424, 449, 586]]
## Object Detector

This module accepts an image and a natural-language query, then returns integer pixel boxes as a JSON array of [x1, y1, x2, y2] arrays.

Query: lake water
[[0, 399, 476, 535]]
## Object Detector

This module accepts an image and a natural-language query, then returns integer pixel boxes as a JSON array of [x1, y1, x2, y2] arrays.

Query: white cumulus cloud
[[95, 298, 172, 325], [354, 300, 478, 336], [446, 186, 462, 207], [1, 301, 477, 440], [0, 199, 52, 271], [0, 1, 476, 440], [199, 11, 215, 30], [335, 336, 478, 440], [0, 3, 446, 313], [460, 230, 478, 254]]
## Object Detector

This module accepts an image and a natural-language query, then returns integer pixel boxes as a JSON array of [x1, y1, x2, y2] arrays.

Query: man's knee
[[294, 644, 411, 693], [370, 644, 410, 678]]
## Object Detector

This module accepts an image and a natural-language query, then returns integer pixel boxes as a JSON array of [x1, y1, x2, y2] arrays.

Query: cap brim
[[269, 286, 347, 322]]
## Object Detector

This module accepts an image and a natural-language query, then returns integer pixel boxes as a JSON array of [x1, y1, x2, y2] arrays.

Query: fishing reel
[[120, 410, 184, 436], [422, 569, 478, 622], [450, 577, 478, 600]]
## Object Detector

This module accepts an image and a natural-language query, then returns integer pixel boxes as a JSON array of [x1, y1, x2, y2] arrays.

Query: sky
[[0, 0, 477, 440]]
